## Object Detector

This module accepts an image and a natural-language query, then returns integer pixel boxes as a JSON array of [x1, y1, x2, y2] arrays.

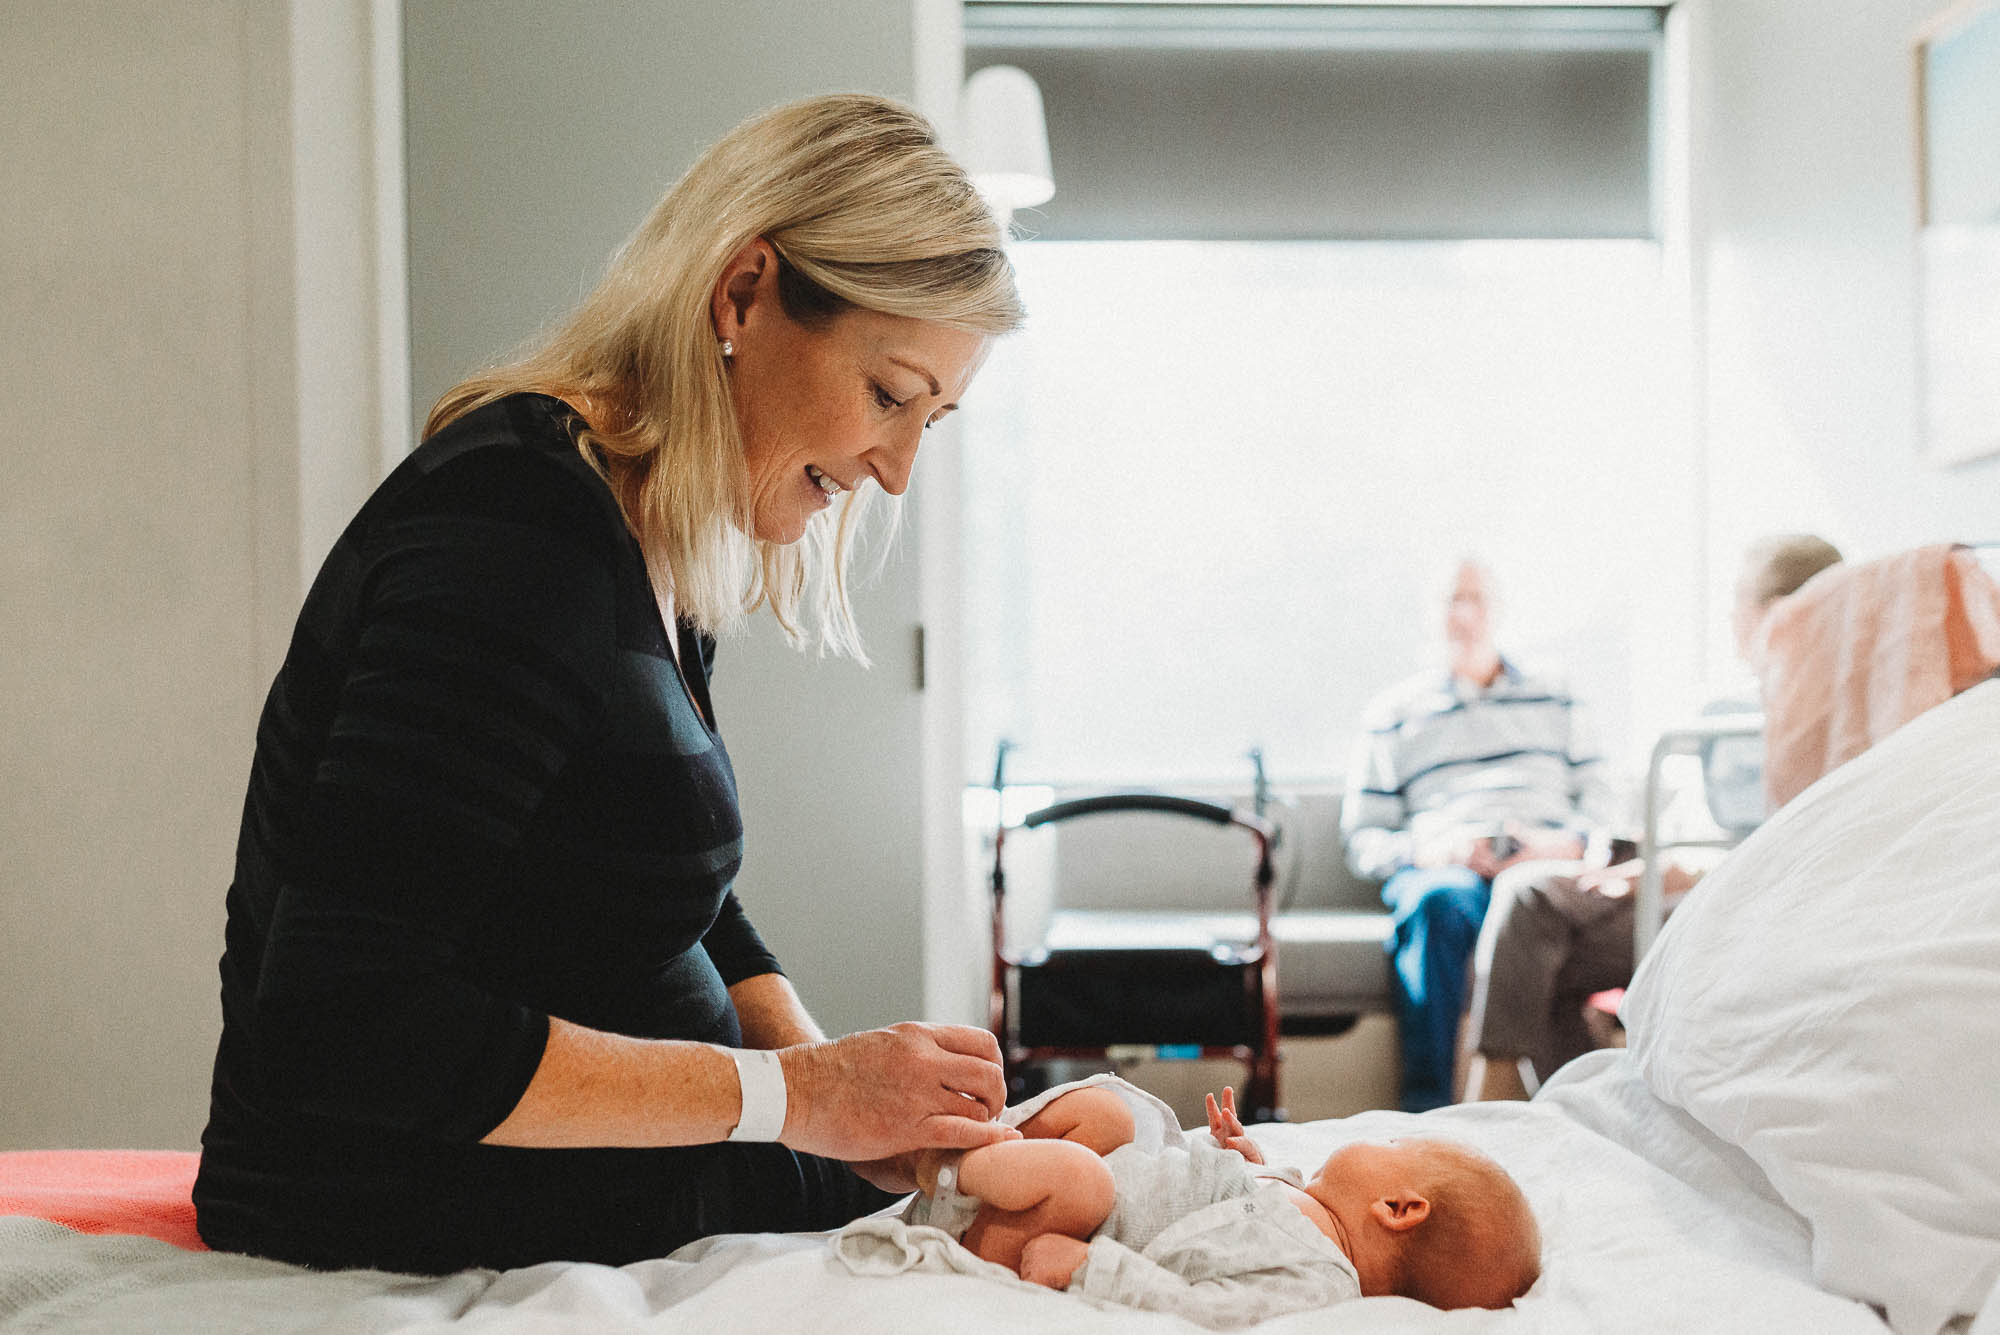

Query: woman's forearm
[[481, 1014, 1021, 1161], [730, 972, 825, 1048], [480, 1015, 744, 1148]]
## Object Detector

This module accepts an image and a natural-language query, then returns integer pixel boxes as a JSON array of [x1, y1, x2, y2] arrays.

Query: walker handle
[[1019, 794, 1270, 841]]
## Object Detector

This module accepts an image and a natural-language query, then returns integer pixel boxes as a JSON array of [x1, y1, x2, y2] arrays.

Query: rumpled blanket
[[1759, 543, 2000, 808]]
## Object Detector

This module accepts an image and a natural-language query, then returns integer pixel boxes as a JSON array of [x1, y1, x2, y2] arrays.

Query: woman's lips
[[805, 464, 844, 506]]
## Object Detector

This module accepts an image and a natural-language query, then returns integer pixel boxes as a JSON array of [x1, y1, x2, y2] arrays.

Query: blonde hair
[[424, 93, 1024, 659], [1739, 533, 1843, 608]]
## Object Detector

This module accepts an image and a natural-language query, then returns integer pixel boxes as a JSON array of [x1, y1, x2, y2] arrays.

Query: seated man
[[1461, 534, 1844, 1100], [1341, 559, 1616, 1112]]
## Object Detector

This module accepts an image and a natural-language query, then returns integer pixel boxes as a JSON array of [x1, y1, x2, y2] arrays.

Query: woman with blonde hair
[[195, 93, 1025, 1274]]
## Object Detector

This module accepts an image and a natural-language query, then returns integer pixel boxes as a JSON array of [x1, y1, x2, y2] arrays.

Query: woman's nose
[[869, 428, 923, 496]]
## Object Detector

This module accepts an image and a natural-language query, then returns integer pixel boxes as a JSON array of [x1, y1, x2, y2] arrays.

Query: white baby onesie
[[1072, 1141, 1361, 1328]]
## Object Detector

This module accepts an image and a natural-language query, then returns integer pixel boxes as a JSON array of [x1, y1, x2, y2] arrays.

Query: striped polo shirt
[[1340, 662, 1615, 881]]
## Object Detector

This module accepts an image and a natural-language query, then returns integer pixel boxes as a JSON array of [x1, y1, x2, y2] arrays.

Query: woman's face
[[714, 242, 992, 545]]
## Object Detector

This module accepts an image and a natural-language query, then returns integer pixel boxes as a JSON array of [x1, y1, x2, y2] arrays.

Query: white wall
[[2, 0, 411, 1151], [293, 0, 411, 568], [1, 3, 298, 1149], [1692, 0, 2000, 672]]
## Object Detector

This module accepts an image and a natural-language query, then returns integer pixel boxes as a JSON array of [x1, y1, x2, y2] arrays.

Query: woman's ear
[[1369, 1190, 1432, 1233], [711, 238, 777, 344]]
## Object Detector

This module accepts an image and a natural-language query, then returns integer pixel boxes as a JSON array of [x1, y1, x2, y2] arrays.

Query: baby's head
[[1306, 1137, 1540, 1310]]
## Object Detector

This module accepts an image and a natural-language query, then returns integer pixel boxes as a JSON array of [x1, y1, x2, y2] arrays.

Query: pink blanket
[[1760, 543, 2000, 808], [0, 1149, 205, 1250]]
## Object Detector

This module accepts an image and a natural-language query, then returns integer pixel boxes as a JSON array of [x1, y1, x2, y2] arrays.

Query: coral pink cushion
[[0, 1149, 206, 1250]]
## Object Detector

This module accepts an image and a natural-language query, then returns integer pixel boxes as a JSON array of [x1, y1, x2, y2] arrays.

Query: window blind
[[965, 3, 1663, 240]]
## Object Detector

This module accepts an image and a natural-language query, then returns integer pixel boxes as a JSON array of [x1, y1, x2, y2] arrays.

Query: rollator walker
[[987, 776, 1283, 1121]]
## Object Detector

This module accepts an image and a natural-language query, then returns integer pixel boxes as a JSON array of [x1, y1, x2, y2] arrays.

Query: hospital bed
[[1632, 709, 1763, 959], [5, 680, 1998, 1333]]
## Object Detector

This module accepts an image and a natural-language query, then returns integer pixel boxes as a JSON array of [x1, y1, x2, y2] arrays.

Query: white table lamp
[[959, 64, 1055, 213]]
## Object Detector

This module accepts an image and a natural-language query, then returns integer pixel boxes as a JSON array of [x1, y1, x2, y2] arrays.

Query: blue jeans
[[1381, 866, 1491, 1113]]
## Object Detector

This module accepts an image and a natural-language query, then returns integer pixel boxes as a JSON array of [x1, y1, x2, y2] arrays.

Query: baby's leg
[[954, 1139, 1116, 1274], [1013, 1086, 1136, 1157]]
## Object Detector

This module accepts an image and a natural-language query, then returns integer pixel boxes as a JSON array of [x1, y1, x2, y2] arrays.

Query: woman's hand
[[1019, 1233, 1090, 1289], [1464, 837, 1505, 881], [1576, 868, 1637, 898], [1491, 823, 1585, 875], [1205, 1087, 1262, 1164], [1578, 859, 1702, 901], [780, 1022, 1018, 1168], [1512, 826, 1585, 866]]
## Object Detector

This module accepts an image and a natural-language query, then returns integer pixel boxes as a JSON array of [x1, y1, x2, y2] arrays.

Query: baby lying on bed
[[896, 1084, 1540, 1327]]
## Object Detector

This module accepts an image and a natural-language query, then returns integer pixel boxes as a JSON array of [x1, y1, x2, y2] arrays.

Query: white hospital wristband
[[725, 1047, 788, 1143]]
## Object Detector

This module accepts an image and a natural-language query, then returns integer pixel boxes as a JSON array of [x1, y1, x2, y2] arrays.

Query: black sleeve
[[704, 891, 783, 987], [252, 449, 619, 1141], [682, 633, 778, 987]]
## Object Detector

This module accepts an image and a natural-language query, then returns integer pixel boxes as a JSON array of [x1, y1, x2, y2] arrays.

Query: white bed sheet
[[0, 1053, 1888, 1334]]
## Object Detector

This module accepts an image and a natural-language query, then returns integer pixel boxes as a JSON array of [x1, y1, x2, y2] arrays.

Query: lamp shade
[[959, 64, 1055, 210]]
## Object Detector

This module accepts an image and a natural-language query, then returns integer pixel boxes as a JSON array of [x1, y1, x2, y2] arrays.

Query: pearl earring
[[720, 339, 735, 359]]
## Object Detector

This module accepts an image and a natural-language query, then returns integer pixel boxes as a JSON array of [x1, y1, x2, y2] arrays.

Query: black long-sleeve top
[[194, 393, 782, 1269]]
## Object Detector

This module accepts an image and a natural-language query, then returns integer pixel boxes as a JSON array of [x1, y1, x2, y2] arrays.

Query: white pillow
[[1623, 679, 2000, 1335]]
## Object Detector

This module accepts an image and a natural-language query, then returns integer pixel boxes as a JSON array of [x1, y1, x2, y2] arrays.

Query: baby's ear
[[1370, 1190, 1432, 1233]]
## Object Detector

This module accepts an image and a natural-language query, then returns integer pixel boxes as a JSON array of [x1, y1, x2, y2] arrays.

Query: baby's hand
[[1019, 1233, 1090, 1290], [1205, 1087, 1263, 1164]]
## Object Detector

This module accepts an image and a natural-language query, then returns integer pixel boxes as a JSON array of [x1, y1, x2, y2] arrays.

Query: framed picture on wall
[[1915, 0, 2000, 465]]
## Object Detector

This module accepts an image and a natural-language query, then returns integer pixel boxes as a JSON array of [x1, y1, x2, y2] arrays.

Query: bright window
[[960, 239, 1695, 790]]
